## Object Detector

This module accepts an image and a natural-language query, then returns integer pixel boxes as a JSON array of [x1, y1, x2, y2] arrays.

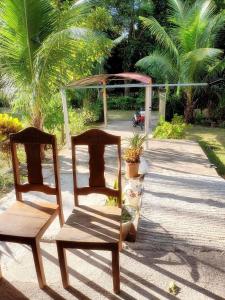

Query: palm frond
[[139, 16, 178, 59], [181, 48, 223, 81], [200, 10, 225, 47], [136, 50, 179, 82], [177, 0, 217, 51], [0, 0, 54, 90], [57, 0, 92, 30], [199, 0, 216, 20], [206, 58, 225, 79], [36, 27, 111, 92], [167, 0, 185, 25]]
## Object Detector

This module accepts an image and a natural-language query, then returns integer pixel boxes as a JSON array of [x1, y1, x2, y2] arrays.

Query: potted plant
[[123, 133, 147, 178]]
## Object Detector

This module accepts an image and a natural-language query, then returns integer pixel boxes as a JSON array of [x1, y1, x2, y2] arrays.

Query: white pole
[[103, 81, 107, 128], [159, 89, 167, 120], [145, 84, 152, 149], [60, 88, 71, 149]]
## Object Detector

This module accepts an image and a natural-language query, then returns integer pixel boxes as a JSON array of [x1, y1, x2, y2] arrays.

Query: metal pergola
[[60, 72, 215, 149]]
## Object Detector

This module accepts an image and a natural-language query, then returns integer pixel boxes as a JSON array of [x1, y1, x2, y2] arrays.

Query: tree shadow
[[122, 215, 225, 300], [43, 286, 67, 300], [71, 249, 177, 300], [124, 249, 224, 300], [41, 248, 121, 300], [0, 278, 30, 300]]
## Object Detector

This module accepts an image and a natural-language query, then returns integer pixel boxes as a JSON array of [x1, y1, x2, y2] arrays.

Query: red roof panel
[[66, 72, 152, 87]]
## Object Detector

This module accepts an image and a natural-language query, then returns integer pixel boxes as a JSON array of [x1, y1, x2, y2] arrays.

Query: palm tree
[[0, 0, 111, 129], [136, 0, 225, 123]]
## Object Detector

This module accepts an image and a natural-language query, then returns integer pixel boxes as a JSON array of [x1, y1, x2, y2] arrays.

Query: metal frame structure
[[61, 72, 215, 149]]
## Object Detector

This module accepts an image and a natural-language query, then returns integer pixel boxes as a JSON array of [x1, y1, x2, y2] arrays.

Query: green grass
[[186, 125, 225, 176]]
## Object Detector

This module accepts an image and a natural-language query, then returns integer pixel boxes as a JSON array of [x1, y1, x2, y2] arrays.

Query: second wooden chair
[[56, 129, 122, 294]]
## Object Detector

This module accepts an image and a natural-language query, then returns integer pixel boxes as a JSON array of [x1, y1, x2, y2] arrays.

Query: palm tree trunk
[[31, 108, 45, 159], [31, 112, 43, 130], [184, 89, 194, 123]]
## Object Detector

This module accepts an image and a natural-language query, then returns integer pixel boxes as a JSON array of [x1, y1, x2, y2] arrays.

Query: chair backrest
[[10, 127, 61, 203], [71, 129, 122, 208]]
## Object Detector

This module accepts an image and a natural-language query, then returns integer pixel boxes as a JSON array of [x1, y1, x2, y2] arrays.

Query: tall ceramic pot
[[125, 162, 139, 178]]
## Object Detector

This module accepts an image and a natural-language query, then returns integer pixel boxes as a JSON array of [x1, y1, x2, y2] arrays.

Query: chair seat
[[56, 205, 121, 244], [0, 200, 58, 239]]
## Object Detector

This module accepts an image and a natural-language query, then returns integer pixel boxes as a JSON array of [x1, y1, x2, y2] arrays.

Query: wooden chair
[[0, 127, 64, 288], [56, 129, 122, 294]]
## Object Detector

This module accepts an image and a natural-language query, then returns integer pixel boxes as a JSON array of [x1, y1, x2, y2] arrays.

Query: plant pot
[[125, 162, 139, 178]]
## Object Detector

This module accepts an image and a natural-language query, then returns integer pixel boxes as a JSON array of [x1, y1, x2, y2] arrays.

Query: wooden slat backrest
[[71, 129, 122, 207], [10, 127, 61, 202]]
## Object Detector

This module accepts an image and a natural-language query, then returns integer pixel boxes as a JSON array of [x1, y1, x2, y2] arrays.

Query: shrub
[[44, 96, 64, 133], [0, 113, 23, 141], [194, 111, 205, 125], [108, 96, 144, 110], [219, 121, 225, 128], [171, 114, 185, 125], [83, 100, 103, 123], [153, 115, 187, 139], [69, 110, 88, 135], [69, 100, 103, 134], [107, 94, 159, 111]]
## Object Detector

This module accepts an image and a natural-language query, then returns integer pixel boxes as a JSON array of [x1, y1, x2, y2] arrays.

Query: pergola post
[[159, 88, 167, 120], [103, 81, 107, 128], [145, 84, 152, 149], [60, 88, 71, 149]]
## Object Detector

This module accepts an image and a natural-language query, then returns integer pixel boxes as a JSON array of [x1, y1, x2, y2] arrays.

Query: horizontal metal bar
[[66, 82, 209, 90]]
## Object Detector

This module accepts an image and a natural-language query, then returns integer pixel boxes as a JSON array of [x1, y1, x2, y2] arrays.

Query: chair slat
[[89, 144, 105, 187], [25, 144, 43, 185]]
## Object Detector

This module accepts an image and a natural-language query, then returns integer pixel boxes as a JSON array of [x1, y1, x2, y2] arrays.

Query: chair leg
[[31, 240, 46, 289], [0, 263, 2, 280], [119, 240, 123, 252], [56, 242, 69, 288], [59, 209, 64, 227], [112, 247, 120, 294]]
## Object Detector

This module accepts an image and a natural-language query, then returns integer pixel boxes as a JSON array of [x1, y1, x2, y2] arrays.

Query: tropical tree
[[0, 0, 112, 129], [136, 0, 225, 123], [93, 0, 154, 73]]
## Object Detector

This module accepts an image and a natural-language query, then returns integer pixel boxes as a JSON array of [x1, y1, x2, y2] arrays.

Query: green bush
[[108, 96, 144, 110], [69, 110, 88, 135], [107, 94, 159, 111], [83, 100, 103, 123], [194, 111, 205, 125], [171, 114, 185, 125], [0, 113, 23, 141], [153, 115, 187, 139], [44, 96, 64, 133]]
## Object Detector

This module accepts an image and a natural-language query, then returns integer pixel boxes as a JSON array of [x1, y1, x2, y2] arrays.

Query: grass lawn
[[186, 125, 225, 177]]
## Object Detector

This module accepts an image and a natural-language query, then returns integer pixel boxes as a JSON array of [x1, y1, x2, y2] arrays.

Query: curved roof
[[66, 72, 152, 87]]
